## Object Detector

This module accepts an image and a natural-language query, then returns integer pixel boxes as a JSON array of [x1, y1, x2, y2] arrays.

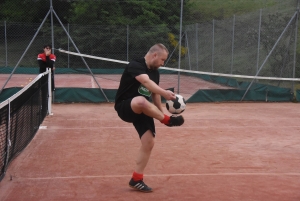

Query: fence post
[[127, 25, 129, 61], [68, 23, 70, 68], [231, 15, 235, 74], [195, 23, 199, 71], [177, 0, 183, 94], [257, 9, 262, 74], [4, 21, 8, 67], [212, 19, 215, 72], [292, 2, 300, 92]]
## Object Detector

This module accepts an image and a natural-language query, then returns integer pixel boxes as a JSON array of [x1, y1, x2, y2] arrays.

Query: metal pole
[[0, 10, 51, 95], [50, 0, 54, 53], [183, 32, 186, 70], [256, 9, 262, 74], [50, 0, 55, 103], [195, 23, 199, 71], [4, 99, 11, 174], [68, 23, 70, 68], [185, 32, 191, 70], [292, 2, 299, 93], [127, 25, 129, 61], [52, 9, 109, 102], [212, 19, 215, 72], [231, 15, 235, 74], [241, 11, 298, 101], [177, 0, 183, 94], [4, 21, 8, 67], [47, 68, 52, 115]]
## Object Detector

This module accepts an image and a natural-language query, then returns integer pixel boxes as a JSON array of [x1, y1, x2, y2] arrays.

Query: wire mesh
[[0, 0, 298, 98]]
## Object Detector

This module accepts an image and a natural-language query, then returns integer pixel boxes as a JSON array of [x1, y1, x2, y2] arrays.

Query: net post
[[47, 68, 52, 115], [3, 98, 12, 177]]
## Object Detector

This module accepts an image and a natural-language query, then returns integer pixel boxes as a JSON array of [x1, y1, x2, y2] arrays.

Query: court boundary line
[[40, 126, 300, 129], [17, 172, 300, 180]]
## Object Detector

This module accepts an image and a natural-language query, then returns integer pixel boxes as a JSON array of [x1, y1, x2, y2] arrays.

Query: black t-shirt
[[115, 58, 160, 105]]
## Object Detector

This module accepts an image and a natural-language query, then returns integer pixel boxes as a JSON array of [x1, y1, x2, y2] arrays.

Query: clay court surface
[[0, 102, 299, 201], [0, 73, 232, 100]]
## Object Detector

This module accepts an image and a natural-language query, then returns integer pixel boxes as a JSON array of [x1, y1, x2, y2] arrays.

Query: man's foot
[[129, 178, 153, 193], [165, 115, 184, 127]]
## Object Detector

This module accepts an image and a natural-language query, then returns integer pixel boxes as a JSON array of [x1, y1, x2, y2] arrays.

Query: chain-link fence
[[0, 0, 299, 101], [184, 0, 298, 77]]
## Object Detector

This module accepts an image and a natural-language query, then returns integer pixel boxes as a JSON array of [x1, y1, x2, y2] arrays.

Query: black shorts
[[114, 98, 156, 138]]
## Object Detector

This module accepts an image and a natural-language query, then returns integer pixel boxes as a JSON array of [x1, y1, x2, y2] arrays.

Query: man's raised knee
[[131, 96, 150, 113]]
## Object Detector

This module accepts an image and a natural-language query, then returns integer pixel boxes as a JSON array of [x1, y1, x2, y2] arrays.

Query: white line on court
[[46, 125, 300, 130], [20, 173, 300, 180], [91, 77, 95, 88]]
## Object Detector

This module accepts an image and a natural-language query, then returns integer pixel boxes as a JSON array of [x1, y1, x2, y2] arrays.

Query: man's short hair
[[148, 43, 169, 54]]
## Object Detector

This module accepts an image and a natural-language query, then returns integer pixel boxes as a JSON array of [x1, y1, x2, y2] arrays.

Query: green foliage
[[0, 0, 299, 74], [63, 0, 192, 63], [67, 0, 188, 26], [0, 0, 43, 22], [0, 0, 71, 23], [188, 0, 278, 22]]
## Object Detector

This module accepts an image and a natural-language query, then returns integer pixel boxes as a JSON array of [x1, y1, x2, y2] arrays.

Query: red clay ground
[[0, 102, 299, 201]]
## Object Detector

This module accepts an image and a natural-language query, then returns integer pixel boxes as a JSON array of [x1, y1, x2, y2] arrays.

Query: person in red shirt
[[37, 44, 56, 91]]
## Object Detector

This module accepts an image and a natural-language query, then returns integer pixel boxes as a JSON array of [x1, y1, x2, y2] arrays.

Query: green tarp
[[55, 88, 116, 103], [296, 90, 300, 102], [0, 87, 22, 103], [187, 89, 293, 103]]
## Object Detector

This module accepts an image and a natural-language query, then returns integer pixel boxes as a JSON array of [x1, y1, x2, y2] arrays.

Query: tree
[[0, 0, 71, 23], [63, 0, 192, 64]]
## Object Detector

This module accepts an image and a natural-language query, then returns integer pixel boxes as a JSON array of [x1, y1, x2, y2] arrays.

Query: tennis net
[[0, 69, 51, 181], [57, 49, 300, 102]]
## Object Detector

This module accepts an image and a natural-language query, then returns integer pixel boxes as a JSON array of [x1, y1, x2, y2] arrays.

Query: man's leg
[[135, 130, 155, 173], [131, 96, 164, 121], [129, 130, 154, 192], [130, 96, 184, 127]]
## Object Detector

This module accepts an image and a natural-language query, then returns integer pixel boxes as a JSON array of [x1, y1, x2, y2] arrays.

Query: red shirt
[[37, 53, 56, 73]]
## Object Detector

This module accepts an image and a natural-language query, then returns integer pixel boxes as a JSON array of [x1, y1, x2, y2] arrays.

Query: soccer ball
[[166, 94, 186, 114]]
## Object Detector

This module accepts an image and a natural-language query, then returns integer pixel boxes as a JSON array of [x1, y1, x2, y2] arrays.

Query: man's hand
[[163, 90, 176, 100]]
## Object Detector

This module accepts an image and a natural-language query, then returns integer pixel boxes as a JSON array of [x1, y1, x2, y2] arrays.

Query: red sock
[[160, 114, 170, 124], [132, 171, 143, 181]]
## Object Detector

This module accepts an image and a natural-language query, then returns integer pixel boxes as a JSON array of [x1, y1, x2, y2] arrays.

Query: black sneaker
[[129, 178, 153, 193], [165, 115, 184, 127]]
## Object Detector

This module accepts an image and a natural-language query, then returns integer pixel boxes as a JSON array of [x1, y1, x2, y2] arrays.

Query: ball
[[166, 94, 186, 114]]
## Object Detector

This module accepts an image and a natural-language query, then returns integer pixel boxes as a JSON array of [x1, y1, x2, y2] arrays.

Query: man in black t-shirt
[[114, 43, 184, 193]]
